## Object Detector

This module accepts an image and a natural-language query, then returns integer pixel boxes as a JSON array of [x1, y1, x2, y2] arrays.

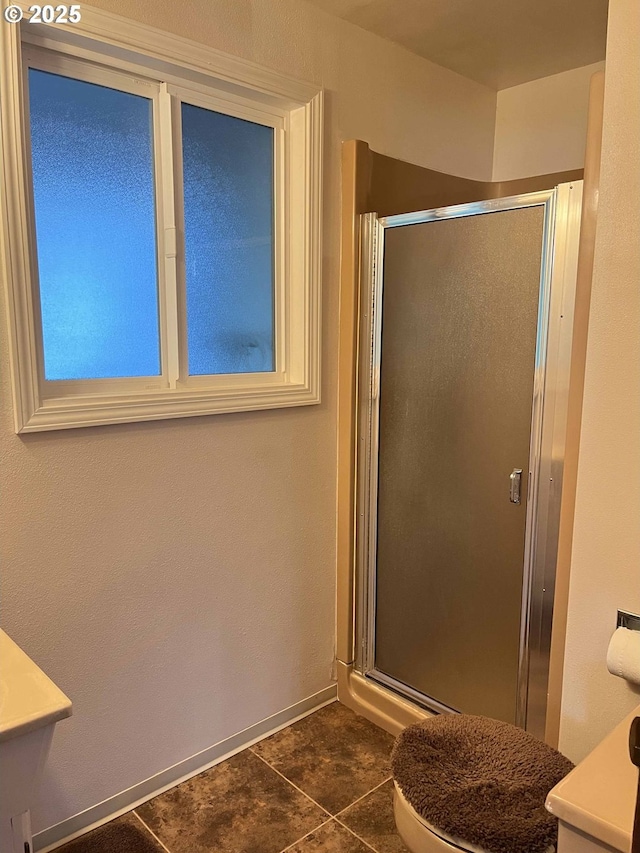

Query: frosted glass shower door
[[372, 204, 545, 724]]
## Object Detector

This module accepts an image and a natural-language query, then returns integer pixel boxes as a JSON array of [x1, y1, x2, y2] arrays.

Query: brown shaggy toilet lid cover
[[391, 715, 574, 853]]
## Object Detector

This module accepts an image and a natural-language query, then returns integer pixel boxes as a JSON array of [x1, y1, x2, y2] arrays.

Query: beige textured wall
[[492, 62, 605, 182], [558, 0, 640, 762], [0, 0, 496, 833]]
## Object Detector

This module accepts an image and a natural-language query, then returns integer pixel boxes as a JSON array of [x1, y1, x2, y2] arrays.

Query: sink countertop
[[546, 704, 639, 852], [0, 629, 72, 743]]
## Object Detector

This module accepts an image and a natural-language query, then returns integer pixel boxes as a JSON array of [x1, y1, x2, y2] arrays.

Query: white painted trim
[[157, 83, 180, 389], [0, 22, 38, 431], [167, 82, 286, 130], [23, 44, 159, 97], [33, 685, 337, 853], [19, 3, 320, 105], [1, 5, 323, 432]]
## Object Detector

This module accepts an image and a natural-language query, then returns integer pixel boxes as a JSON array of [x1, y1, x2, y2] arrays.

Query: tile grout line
[[335, 775, 393, 817], [251, 749, 395, 853], [249, 748, 333, 817], [335, 772, 400, 853], [251, 745, 394, 814], [277, 816, 335, 853], [333, 815, 384, 853], [131, 810, 174, 853]]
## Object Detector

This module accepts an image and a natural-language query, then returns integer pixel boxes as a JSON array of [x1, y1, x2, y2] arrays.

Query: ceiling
[[306, 0, 608, 89]]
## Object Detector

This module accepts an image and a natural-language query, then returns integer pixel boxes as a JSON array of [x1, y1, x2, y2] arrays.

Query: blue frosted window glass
[[28, 69, 160, 380], [181, 103, 274, 375]]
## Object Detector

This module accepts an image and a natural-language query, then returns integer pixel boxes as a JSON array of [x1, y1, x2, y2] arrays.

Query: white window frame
[[0, 4, 323, 432]]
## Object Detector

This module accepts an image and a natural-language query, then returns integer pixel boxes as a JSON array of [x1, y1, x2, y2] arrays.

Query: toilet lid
[[391, 714, 573, 853]]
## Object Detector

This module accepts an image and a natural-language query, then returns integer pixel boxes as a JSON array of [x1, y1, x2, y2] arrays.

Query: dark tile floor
[[56, 702, 408, 853]]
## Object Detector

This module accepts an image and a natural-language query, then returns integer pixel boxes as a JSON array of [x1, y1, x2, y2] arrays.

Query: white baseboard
[[35, 684, 337, 853]]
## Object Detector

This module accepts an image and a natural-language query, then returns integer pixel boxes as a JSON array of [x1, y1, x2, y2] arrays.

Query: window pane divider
[[171, 93, 190, 386], [156, 83, 180, 389]]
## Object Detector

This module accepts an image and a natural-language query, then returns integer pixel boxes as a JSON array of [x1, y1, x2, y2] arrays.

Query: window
[[29, 66, 161, 382], [0, 8, 322, 432]]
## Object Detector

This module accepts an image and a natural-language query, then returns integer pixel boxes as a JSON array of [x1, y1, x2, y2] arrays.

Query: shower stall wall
[[355, 185, 583, 736]]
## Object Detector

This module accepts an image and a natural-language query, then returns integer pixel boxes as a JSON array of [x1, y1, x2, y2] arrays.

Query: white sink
[[0, 630, 72, 853]]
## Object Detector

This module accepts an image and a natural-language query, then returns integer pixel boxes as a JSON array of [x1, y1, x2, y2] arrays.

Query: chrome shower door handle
[[509, 468, 523, 504]]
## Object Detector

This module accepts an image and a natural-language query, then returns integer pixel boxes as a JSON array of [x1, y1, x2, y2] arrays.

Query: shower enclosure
[[355, 185, 583, 736]]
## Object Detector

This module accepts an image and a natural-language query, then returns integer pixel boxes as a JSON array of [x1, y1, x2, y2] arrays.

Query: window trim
[[0, 5, 323, 432]]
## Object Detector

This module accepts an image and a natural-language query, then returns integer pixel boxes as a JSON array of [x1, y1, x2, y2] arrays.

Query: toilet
[[391, 714, 573, 853], [394, 782, 556, 853], [394, 781, 505, 853]]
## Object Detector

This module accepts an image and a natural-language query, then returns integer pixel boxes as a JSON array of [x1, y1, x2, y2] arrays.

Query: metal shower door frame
[[355, 184, 583, 737]]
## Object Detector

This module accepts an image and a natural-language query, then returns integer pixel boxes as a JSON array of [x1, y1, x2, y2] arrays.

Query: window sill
[[19, 380, 320, 432]]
